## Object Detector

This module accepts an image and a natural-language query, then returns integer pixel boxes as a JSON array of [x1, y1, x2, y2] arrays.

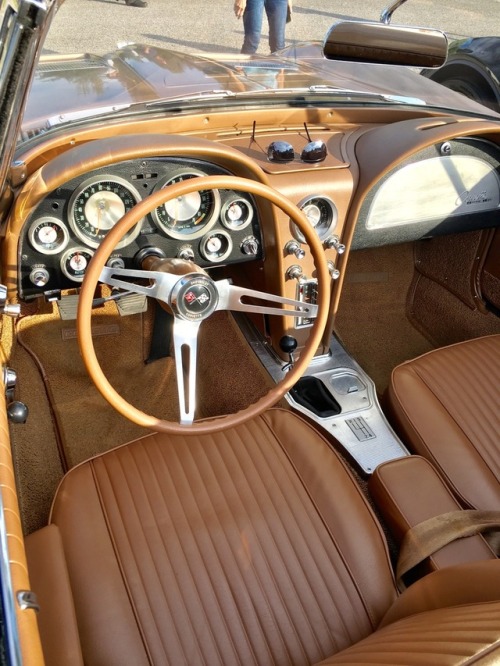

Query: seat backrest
[[46, 409, 398, 665]]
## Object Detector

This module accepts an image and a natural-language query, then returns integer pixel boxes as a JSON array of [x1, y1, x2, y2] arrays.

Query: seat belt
[[396, 510, 500, 590]]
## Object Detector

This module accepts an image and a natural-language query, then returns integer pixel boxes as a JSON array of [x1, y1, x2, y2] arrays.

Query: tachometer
[[152, 171, 220, 240], [69, 175, 143, 249]]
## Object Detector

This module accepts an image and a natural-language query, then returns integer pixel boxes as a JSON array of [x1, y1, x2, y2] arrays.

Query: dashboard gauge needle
[[96, 201, 103, 236]]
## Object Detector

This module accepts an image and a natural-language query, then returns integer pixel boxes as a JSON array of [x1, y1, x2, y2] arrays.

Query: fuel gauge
[[60, 247, 94, 282], [29, 217, 69, 255], [221, 198, 253, 230]]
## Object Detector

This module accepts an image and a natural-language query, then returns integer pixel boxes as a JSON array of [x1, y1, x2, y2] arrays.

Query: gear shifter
[[279, 335, 298, 372]]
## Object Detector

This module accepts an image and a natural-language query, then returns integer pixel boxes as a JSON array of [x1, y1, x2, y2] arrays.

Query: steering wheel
[[77, 176, 330, 435]]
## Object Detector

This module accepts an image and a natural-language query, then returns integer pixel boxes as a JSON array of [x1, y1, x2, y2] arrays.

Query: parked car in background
[[0, 0, 499, 664], [422, 36, 500, 112]]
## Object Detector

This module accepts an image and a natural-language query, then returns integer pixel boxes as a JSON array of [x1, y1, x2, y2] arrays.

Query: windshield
[[19, 0, 500, 142]]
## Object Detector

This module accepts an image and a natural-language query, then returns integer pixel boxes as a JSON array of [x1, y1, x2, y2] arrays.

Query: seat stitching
[[163, 432, 263, 665], [260, 412, 387, 631], [130, 437, 223, 665], [396, 361, 499, 497], [89, 458, 155, 666], [102, 449, 175, 664], [208, 422, 329, 660], [240, 420, 360, 651]]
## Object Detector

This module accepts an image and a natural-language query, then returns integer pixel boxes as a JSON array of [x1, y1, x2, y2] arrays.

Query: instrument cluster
[[18, 158, 263, 300]]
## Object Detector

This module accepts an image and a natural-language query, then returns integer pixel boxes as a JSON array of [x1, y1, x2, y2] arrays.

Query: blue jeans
[[241, 0, 288, 54]]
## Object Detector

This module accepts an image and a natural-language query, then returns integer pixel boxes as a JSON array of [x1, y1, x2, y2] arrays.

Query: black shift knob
[[279, 335, 298, 355]]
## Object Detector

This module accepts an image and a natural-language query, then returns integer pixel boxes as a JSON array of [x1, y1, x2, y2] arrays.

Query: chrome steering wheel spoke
[[99, 265, 179, 304], [173, 318, 201, 426], [214, 279, 318, 319]]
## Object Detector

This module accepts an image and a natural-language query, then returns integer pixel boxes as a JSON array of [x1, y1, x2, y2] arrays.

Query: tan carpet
[[334, 243, 434, 393]]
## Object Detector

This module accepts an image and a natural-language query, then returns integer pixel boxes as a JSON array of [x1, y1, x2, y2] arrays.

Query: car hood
[[22, 42, 499, 139]]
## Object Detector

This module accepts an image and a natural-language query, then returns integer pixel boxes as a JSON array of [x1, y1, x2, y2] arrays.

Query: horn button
[[170, 274, 219, 321]]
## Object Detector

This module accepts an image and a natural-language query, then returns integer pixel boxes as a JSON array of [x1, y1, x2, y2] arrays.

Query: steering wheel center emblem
[[171, 274, 219, 321]]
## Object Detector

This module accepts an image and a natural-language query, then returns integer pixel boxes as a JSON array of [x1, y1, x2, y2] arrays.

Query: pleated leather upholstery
[[387, 334, 500, 510], [318, 600, 500, 665], [50, 409, 396, 666]]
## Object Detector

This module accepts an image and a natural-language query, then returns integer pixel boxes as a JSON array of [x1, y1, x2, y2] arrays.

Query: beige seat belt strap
[[396, 510, 500, 589]]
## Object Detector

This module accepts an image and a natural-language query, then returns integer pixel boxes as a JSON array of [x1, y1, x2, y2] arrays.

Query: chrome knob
[[107, 258, 125, 270], [327, 261, 340, 280], [0, 283, 21, 316], [286, 265, 304, 281], [241, 236, 259, 256], [29, 268, 50, 287], [325, 235, 345, 254], [178, 245, 195, 261], [285, 240, 305, 260]]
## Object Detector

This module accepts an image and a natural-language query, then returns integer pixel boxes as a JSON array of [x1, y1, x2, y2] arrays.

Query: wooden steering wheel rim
[[77, 175, 331, 435]]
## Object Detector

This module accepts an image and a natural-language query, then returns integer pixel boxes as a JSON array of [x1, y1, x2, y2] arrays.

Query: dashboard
[[18, 158, 263, 300], [7, 110, 500, 358]]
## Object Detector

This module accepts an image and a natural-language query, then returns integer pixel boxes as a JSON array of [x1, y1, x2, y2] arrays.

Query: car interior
[[0, 9, 500, 666]]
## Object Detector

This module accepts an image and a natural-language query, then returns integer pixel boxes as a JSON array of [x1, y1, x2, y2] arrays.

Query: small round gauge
[[221, 198, 253, 231], [199, 231, 232, 263], [292, 196, 338, 243], [152, 171, 220, 240], [60, 247, 94, 282], [28, 217, 69, 255], [69, 175, 143, 249]]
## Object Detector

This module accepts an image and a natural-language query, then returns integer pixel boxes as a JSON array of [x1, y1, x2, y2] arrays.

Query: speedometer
[[152, 170, 220, 240], [69, 175, 143, 249]]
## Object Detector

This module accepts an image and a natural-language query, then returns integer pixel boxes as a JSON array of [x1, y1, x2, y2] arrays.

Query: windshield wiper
[[146, 90, 236, 108], [308, 85, 426, 105], [46, 104, 131, 128]]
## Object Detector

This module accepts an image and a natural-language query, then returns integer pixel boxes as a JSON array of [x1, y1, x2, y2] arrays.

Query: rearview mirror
[[323, 21, 448, 68]]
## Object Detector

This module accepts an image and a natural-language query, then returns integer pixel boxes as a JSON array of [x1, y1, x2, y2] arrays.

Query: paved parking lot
[[45, 0, 499, 56]]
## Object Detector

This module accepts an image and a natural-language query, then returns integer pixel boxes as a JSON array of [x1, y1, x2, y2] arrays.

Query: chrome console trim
[[236, 314, 409, 474]]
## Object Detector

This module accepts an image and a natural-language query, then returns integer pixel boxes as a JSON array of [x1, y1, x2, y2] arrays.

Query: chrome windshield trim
[[0, 484, 22, 666]]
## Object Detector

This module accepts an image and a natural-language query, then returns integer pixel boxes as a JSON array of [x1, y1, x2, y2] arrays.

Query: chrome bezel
[[28, 216, 69, 255], [152, 170, 221, 240], [68, 174, 143, 250], [221, 197, 254, 231], [60, 246, 94, 282], [199, 230, 233, 263], [291, 195, 338, 243]]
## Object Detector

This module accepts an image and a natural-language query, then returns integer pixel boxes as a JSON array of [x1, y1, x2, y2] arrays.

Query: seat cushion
[[387, 334, 500, 510], [50, 409, 396, 666]]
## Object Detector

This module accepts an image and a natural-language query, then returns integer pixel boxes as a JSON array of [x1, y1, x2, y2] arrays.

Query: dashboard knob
[[285, 240, 305, 260], [241, 236, 259, 256], [286, 265, 303, 281], [327, 261, 340, 280], [107, 257, 125, 270], [325, 235, 345, 254], [29, 267, 50, 287], [178, 245, 195, 261]]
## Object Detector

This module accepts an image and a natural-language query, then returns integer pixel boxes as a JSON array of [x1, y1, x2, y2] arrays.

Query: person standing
[[234, 0, 289, 55]]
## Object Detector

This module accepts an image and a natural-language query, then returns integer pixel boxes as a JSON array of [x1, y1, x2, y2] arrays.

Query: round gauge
[[221, 198, 253, 231], [199, 230, 232, 263], [152, 171, 220, 240], [60, 247, 94, 282], [292, 196, 338, 243], [28, 217, 69, 255], [69, 175, 143, 249]]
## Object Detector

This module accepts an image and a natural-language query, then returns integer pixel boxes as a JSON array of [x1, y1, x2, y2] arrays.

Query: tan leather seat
[[29, 409, 500, 665], [387, 334, 500, 511]]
